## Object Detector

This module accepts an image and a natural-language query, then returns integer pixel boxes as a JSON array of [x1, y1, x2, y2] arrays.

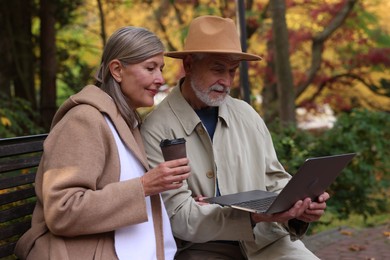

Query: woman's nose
[[155, 71, 165, 86]]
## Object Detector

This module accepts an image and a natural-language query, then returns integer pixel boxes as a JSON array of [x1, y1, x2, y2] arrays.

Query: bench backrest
[[0, 134, 47, 259]]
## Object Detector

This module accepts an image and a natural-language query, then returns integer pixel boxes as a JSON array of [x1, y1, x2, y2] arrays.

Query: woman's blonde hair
[[95, 26, 164, 127]]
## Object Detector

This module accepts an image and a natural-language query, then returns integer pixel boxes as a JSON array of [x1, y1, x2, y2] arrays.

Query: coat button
[[206, 171, 214, 179]]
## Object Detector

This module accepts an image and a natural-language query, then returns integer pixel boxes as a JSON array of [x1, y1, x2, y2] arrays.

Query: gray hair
[[95, 26, 164, 127]]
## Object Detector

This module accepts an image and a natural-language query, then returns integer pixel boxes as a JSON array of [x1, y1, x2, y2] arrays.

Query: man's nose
[[217, 73, 233, 86]]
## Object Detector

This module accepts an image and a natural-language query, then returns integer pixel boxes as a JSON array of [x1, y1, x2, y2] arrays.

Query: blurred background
[[0, 0, 389, 234]]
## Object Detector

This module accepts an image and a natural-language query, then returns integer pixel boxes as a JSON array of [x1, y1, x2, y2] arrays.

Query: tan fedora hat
[[165, 15, 262, 61]]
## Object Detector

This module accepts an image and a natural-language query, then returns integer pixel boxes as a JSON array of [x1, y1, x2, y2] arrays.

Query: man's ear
[[109, 59, 122, 82], [183, 55, 193, 74]]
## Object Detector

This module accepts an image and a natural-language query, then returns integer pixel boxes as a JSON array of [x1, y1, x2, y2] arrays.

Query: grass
[[308, 211, 390, 235]]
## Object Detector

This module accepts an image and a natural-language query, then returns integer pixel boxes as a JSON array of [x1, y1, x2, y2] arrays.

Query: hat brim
[[164, 50, 262, 61]]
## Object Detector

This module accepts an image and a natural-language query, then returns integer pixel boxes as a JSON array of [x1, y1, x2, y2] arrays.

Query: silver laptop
[[205, 153, 355, 214]]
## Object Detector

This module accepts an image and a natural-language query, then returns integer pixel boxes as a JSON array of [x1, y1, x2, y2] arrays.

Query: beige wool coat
[[15, 85, 165, 260]]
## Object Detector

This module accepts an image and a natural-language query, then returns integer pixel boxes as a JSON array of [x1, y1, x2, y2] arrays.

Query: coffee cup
[[160, 138, 186, 161]]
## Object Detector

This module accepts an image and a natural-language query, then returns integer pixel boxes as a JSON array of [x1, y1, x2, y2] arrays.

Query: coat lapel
[[113, 115, 149, 170]]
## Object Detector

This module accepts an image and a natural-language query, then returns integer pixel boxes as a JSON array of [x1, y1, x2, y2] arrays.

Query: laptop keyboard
[[233, 196, 276, 212]]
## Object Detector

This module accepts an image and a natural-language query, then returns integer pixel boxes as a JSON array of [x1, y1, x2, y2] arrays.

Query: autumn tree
[[271, 0, 296, 125], [125, 0, 389, 125], [0, 0, 85, 132], [263, 0, 390, 117], [2, 0, 389, 133]]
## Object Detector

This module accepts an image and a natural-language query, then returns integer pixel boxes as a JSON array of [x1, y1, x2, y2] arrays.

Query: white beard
[[190, 79, 230, 107]]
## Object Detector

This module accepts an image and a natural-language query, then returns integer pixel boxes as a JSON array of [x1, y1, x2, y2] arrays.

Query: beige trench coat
[[141, 84, 309, 259]]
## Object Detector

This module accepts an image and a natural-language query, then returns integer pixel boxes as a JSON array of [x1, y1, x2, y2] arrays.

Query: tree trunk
[[262, 38, 279, 123], [97, 0, 107, 47], [40, 0, 57, 130], [0, 0, 35, 107], [0, 2, 11, 97], [271, 0, 296, 126]]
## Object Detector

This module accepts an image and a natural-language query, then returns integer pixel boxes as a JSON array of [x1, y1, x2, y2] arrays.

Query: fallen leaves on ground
[[340, 229, 354, 236], [348, 244, 366, 251]]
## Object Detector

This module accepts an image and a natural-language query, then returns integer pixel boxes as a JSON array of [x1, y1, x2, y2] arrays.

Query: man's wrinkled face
[[189, 54, 240, 107]]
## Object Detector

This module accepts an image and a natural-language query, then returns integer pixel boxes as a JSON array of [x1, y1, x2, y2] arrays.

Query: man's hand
[[250, 192, 330, 224], [193, 195, 209, 206], [296, 191, 329, 222]]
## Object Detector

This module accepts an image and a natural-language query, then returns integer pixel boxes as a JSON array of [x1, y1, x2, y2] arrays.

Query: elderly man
[[141, 15, 328, 259]]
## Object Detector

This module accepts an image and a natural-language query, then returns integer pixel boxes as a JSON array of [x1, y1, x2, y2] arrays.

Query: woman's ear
[[109, 59, 122, 82]]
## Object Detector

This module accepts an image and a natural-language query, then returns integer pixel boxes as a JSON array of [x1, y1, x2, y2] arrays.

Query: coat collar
[[56, 85, 149, 170]]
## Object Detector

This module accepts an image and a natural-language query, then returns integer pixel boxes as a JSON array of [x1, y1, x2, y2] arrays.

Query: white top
[[105, 116, 176, 259]]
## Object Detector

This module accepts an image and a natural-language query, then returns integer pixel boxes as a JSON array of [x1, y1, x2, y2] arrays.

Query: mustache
[[210, 84, 230, 94]]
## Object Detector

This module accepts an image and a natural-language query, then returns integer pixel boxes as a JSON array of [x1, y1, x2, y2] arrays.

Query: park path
[[302, 223, 390, 260]]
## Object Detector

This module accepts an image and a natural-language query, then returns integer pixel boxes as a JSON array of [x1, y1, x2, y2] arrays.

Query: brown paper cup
[[160, 138, 186, 161]]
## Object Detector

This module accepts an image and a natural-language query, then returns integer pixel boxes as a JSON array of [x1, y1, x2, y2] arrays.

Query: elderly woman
[[15, 26, 190, 260]]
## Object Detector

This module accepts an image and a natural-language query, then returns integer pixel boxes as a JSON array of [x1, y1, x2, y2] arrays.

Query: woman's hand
[[141, 158, 191, 196]]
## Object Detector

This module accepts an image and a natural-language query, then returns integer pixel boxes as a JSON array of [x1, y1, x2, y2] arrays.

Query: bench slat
[[0, 134, 47, 158], [0, 156, 41, 173], [0, 202, 36, 223], [0, 218, 31, 240], [0, 140, 44, 157], [0, 242, 18, 258], [0, 187, 36, 206], [0, 172, 36, 190]]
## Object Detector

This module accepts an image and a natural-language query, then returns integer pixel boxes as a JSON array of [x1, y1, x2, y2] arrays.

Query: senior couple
[[15, 15, 329, 259]]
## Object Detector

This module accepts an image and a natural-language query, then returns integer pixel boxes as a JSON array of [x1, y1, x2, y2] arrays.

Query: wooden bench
[[0, 134, 47, 259]]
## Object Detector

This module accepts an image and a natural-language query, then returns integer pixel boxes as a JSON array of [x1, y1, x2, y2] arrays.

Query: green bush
[[269, 109, 390, 221], [269, 120, 317, 173], [0, 93, 45, 137], [312, 109, 390, 220]]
